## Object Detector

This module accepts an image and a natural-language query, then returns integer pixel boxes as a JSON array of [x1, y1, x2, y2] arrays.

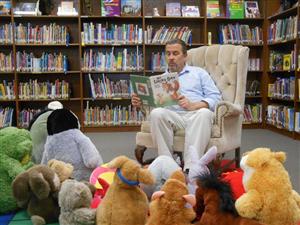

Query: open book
[[130, 73, 179, 107]]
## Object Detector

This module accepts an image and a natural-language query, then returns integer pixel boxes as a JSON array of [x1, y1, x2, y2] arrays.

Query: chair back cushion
[[187, 45, 249, 108]]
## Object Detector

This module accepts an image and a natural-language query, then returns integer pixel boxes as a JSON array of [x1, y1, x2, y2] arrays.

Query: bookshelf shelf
[[207, 17, 264, 21], [15, 44, 80, 47], [144, 16, 204, 20], [246, 96, 262, 98], [17, 71, 81, 75], [18, 98, 81, 102], [80, 16, 142, 19], [82, 71, 144, 74], [267, 6, 297, 20], [265, 124, 294, 139], [82, 44, 143, 47], [242, 123, 263, 129], [267, 39, 297, 46], [83, 97, 131, 101], [13, 15, 79, 20], [82, 125, 141, 133]]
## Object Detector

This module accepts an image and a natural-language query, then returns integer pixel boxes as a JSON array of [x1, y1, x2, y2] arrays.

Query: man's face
[[166, 43, 187, 73]]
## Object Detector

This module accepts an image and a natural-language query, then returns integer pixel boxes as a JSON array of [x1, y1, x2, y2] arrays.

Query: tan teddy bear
[[96, 155, 155, 225], [235, 148, 300, 225], [146, 170, 196, 225]]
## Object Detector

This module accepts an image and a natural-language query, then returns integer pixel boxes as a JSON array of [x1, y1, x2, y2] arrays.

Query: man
[[132, 39, 221, 173]]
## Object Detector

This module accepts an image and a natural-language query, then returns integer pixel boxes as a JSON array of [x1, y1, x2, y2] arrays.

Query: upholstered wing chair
[[135, 44, 249, 167]]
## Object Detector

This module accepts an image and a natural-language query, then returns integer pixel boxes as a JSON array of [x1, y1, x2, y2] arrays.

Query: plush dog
[[59, 179, 96, 225], [146, 170, 196, 225], [96, 156, 155, 225], [41, 108, 103, 181], [12, 160, 73, 225], [0, 126, 33, 214], [235, 148, 300, 225]]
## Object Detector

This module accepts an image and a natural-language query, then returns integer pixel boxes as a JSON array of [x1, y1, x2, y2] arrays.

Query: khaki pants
[[149, 107, 214, 170]]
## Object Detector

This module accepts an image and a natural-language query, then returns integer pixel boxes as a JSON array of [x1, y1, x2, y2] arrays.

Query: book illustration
[[283, 54, 291, 71], [244, 1, 260, 18], [166, 2, 181, 17], [181, 5, 200, 17], [101, 0, 120, 16], [121, 0, 141, 16], [14, 1, 41, 15], [0, 0, 11, 15], [227, 0, 244, 19], [130, 72, 179, 107], [57, 1, 78, 16]]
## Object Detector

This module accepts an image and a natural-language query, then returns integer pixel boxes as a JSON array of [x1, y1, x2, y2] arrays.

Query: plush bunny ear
[[200, 146, 217, 165], [107, 156, 129, 169], [183, 194, 196, 207], [138, 168, 155, 185], [151, 191, 165, 201]]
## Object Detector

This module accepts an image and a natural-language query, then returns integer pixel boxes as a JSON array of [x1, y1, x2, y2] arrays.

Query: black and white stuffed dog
[[41, 108, 103, 181]]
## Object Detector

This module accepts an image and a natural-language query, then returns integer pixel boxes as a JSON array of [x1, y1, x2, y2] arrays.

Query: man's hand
[[178, 95, 208, 111], [131, 93, 142, 108]]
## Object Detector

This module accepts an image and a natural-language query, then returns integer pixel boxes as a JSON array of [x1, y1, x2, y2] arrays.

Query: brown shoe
[[135, 145, 147, 165]]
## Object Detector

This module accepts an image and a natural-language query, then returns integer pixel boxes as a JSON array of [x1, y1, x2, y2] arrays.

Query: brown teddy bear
[[12, 160, 73, 225], [146, 170, 196, 225], [96, 155, 155, 225], [235, 148, 300, 225]]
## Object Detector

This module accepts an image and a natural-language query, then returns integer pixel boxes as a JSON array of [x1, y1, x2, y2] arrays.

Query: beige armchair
[[135, 44, 249, 167]]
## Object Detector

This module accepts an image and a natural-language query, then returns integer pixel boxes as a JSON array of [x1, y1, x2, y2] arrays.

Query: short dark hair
[[165, 39, 187, 55]]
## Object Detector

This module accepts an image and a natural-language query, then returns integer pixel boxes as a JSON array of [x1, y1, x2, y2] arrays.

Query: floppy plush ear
[[183, 194, 196, 207], [273, 151, 286, 164], [201, 146, 217, 165], [246, 148, 271, 168], [106, 156, 129, 169], [138, 168, 155, 185], [151, 191, 165, 201]]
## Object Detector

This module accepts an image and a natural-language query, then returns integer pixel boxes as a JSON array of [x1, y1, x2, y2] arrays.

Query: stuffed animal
[[146, 170, 196, 225], [59, 179, 96, 225], [96, 155, 155, 225], [194, 171, 264, 225], [29, 101, 63, 163], [12, 160, 73, 225], [0, 126, 33, 214], [41, 108, 103, 181], [235, 148, 300, 225]]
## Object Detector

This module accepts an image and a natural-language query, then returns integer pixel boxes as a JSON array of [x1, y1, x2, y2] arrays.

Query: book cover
[[166, 2, 181, 17], [130, 72, 179, 107], [227, 0, 244, 19], [283, 54, 291, 71], [14, 2, 37, 15], [181, 5, 200, 17], [101, 0, 120, 16], [244, 1, 260, 18], [206, 0, 220, 18], [121, 0, 141, 16], [0, 0, 11, 15]]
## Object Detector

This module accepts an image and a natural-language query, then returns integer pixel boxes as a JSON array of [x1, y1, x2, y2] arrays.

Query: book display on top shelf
[[57, 1, 78, 16], [207, 0, 220, 17], [121, 0, 141, 16], [101, 0, 120, 16], [244, 1, 260, 18], [0, 0, 11, 15], [166, 2, 181, 17], [14, 0, 42, 16], [227, 0, 244, 19], [181, 5, 200, 17]]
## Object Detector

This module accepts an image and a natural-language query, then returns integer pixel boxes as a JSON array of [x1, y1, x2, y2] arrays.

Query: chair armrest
[[212, 101, 243, 138]]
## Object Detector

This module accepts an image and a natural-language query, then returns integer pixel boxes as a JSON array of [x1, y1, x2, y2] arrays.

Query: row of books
[[0, 107, 13, 128], [218, 24, 263, 45], [83, 104, 144, 126], [0, 52, 14, 72], [0, 23, 13, 44], [82, 23, 143, 45], [15, 23, 70, 44], [151, 52, 167, 71], [82, 48, 143, 72], [16, 51, 68, 72], [267, 16, 298, 43], [18, 79, 69, 100], [0, 80, 15, 100], [18, 108, 41, 128], [207, 0, 260, 19], [145, 25, 192, 44], [88, 74, 131, 99], [248, 58, 261, 71], [266, 104, 294, 131], [243, 104, 262, 124], [268, 77, 295, 100], [269, 48, 296, 71]]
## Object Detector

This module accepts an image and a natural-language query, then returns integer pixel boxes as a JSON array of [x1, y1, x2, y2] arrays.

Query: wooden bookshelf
[[0, 0, 299, 139]]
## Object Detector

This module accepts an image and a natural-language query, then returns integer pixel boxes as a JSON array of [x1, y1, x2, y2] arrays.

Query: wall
[[85, 129, 300, 192]]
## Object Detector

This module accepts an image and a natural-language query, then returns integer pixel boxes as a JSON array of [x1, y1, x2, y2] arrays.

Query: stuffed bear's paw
[[73, 208, 96, 225], [235, 196, 258, 219], [31, 215, 46, 225]]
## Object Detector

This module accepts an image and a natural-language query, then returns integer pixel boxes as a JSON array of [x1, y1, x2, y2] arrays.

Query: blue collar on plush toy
[[116, 168, 139, 186]]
